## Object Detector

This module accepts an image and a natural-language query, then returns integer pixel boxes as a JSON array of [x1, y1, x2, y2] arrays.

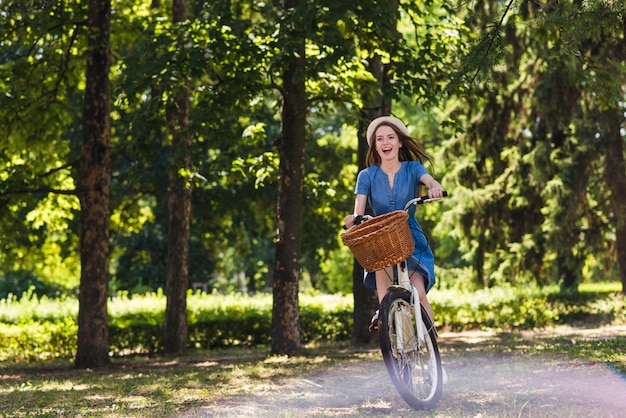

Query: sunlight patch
[[192, 360, 219, 367]]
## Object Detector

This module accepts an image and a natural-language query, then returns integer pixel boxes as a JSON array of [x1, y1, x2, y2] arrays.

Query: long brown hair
[[365, 121, 434, 169]]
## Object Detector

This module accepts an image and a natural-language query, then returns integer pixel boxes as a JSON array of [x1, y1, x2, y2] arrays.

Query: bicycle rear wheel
[[378, 288, 442, 409]]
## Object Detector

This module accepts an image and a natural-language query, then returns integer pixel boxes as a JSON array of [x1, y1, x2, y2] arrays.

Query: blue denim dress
[[355, 161, 436, 293]]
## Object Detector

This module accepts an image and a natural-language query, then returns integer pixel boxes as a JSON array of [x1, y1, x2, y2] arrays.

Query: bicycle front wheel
[[378, 288, 442, 410]]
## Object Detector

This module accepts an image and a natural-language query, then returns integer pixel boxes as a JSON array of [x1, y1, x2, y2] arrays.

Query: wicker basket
[[341, 210, 414, 272]]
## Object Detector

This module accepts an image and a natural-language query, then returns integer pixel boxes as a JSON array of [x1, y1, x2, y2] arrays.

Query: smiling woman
[[343, 115, 444, 329]]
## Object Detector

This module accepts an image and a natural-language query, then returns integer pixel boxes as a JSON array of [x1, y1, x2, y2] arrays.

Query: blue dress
[[355, 161, 436, 293]]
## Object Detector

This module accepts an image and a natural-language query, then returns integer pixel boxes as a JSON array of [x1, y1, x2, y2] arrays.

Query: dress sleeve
[[411, 161, 428, 181], [355, 169, 371, 195]]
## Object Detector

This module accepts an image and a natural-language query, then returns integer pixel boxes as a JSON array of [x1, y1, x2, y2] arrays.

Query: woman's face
[[374, 125, 402, 162]]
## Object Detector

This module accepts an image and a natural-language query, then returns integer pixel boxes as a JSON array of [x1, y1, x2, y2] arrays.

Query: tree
[[163, 0, 192, 355], [112, 0, 281, 299], [602, 106, 626, 294], [583, 8, 626, 294], [0, 0, 85, 291], [442, 0, 626, 291], [270, 0, 307, 356], [353, 52, 394, 343], [349, 0, 463, 338], [75, 0, 112, 369]]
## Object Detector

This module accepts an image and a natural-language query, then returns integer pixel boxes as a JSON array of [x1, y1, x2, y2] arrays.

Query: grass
[[1, 327, 625, 417], [0, 344, 377, 417]]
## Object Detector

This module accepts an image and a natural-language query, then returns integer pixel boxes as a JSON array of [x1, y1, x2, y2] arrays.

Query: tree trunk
[[352, 54, 390, 344], [75, 0, 112, 370], [163, 0, 191, 355], [271, 0, 306, 356], [603, 108, 626, 295], [609, 13, 626, 295], [352, 0, 399, 342]]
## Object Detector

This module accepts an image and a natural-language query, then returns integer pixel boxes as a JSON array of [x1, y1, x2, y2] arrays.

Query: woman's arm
[[344, 194, 368, 228], [420, 173, 444, 199]]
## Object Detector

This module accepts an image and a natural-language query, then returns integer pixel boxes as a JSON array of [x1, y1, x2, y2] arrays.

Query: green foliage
[[1, 0, 624, 311], [0, 291, 354, 362], [434, 285, 560, 331], [434, 283, 626, 332], [1, 285, 624, 363], [0, 0, 86, 286], [438, 0, 626, 289], [0, 288, 78, 324], [298, 294, 353, 342], [0, 318, 77, 362], [317, 245, 354, 294], [0, 273, 66, 300]]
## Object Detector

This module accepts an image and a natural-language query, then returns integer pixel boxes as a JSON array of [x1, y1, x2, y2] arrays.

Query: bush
[[432, 285, 561, 331], [1, 285, 624, 363], [0, 272, 66, 300], [433, 284, 626, 331], [0, 318, 77, 362], [0, 291, 355, 362]]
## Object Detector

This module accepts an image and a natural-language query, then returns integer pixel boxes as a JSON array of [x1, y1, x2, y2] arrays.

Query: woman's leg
[[410, 272, 434, 321], [375, 267, 394, 303]]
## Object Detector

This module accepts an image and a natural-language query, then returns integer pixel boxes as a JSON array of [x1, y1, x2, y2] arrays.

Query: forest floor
[[178, 325, 626, 418]]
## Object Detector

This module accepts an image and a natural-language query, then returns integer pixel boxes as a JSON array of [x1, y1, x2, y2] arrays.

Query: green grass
[[0, 344, 371, 417]]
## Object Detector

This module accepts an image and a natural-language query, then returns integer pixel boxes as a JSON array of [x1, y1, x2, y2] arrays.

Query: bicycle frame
[[398, 193, 446, 344], [396, 261, 426, 348]]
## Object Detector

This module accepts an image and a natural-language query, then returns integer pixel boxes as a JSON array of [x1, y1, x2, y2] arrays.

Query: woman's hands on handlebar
[[343, 214, 357, 230], [343, 213, 372, 229], [344, 191, 447, 229], [404, 191, 448, 210]]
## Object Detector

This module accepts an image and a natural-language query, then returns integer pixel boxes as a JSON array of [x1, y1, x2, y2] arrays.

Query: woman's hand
[[420, 174, 444, 199], [346, 195, 368, 228], [344, 214, 356, 229], [428, 182, 444, 199]]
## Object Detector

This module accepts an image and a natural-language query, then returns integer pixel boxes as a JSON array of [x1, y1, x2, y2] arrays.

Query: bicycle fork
[[396, 261, 426, 350]]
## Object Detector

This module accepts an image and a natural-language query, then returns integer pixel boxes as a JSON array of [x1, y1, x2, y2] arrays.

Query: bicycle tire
[[378, 288, 443, 409]]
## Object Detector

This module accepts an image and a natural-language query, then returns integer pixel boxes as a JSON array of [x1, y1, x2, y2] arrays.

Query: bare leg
[[375, 267, 394, 303], [410, 272, 434, 321]]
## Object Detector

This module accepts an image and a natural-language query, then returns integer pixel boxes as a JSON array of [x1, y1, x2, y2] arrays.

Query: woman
[[344, 116, 444, 329]]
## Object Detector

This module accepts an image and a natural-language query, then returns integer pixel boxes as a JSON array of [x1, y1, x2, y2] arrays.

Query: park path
[[180, 326, 626, 417]]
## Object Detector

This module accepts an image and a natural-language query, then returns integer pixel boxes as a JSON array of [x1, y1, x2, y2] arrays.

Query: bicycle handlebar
[[348, 191, 447, 228], [403, 191, 448, 211]]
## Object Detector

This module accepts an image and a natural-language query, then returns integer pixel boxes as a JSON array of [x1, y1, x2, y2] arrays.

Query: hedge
[[1, 285, 624, 363]]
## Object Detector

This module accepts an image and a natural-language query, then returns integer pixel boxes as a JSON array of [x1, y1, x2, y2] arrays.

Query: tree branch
[[471, 0, 516, 84], [40, 160, 77, 178]]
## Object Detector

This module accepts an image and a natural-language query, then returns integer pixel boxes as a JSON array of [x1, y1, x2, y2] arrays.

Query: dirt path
[[180, 327, 626, 417]]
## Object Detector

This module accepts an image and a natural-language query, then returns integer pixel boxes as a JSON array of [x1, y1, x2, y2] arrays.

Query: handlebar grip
[[416, 190, 448, 201], [404, 191, 448, 210]]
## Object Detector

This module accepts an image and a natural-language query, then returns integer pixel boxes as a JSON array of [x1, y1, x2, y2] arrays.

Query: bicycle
[[341, 192, 447, 410]]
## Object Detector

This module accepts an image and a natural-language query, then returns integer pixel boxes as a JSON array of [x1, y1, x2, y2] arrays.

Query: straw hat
[[366, 116, 409, 146]]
